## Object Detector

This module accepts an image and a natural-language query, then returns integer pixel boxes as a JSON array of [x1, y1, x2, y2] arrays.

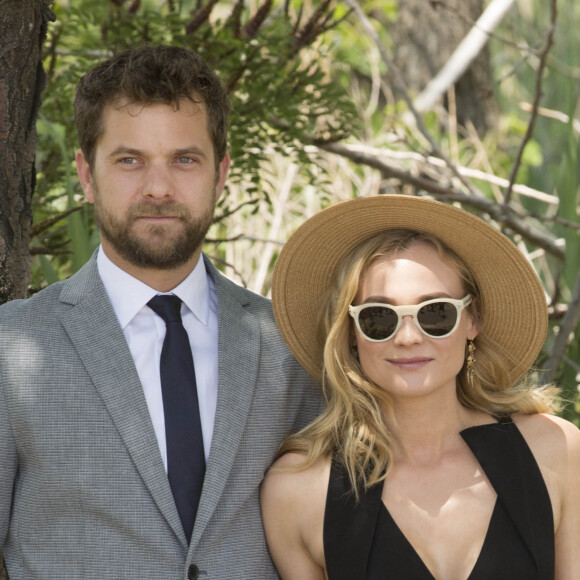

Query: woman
[[261, 195, 580, 579]]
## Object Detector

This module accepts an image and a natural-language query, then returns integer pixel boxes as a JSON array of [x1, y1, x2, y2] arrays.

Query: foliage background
[[33, 0, 580, 422]]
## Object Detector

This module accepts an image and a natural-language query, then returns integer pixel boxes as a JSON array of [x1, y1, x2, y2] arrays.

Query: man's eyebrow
[[107, 146, 143, 158], [173, 147, 207, 158], [106, 146, 208, 159]]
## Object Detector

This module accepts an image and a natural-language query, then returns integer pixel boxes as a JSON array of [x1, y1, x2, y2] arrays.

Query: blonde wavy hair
[[277, 229, 560, 495]]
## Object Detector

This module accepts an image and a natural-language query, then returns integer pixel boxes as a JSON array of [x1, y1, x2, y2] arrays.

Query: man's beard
[[93, 193, 217, 270]]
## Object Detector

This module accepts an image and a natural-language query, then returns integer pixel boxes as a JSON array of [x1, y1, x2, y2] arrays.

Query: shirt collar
[[97, 246, 210, 329]]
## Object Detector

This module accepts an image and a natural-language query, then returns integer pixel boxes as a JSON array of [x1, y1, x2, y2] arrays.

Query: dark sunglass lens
[[358, 306, 398, 340], [418, 302, 457, 336]]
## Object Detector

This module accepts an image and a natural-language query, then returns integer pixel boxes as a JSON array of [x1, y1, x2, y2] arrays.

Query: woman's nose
[[392, 315, 423, 345]]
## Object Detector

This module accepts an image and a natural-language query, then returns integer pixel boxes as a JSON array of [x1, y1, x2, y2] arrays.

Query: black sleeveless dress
[[323, 421, 554, 579]]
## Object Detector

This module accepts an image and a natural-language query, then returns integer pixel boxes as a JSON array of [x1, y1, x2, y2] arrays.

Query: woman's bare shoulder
[[513, 414, 580, 577], [513, 412, 580, 458], [513, 413, 580, 523], [262, 452, 332, 502], [261, 451, 332, 537], [261, 453, 332, 578]]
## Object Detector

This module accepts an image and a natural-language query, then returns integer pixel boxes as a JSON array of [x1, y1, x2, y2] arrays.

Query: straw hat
[[272, 194, 548, 384]]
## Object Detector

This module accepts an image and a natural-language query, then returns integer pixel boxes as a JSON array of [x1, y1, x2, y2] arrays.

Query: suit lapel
[[58, 257, 186, 545], [189, 260, 261, 549]]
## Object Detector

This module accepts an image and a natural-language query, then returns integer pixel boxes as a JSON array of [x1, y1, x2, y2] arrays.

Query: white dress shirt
[[97, 247, 218, 469]]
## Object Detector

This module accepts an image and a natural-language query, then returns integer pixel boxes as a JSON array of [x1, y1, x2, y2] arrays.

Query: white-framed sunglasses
[[348, 295, 473, 342]]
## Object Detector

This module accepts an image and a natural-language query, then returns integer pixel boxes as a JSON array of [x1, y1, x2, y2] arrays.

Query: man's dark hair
[[74, 45, 231, 168]]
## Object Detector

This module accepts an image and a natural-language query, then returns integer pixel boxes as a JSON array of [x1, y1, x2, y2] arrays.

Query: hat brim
[[272, 195, 547, 384]]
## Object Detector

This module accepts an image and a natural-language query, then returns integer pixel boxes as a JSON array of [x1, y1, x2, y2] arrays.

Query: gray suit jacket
[[0, 253, 322, 579]]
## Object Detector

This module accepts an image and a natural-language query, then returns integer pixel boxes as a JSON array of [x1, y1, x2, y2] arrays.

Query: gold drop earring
[[466, 340, 476, 388]]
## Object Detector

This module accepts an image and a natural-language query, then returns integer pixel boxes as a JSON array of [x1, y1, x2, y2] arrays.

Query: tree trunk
[[388, 0, 496, 132], [0, 0, 54, 305], [0, 3, 54, 575]]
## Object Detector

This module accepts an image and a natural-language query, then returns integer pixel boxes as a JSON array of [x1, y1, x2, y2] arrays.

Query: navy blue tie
[[148, 295, 205, 543]]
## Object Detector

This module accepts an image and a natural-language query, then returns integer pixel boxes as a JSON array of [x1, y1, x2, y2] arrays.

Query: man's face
[[76, 100, 229, 271]]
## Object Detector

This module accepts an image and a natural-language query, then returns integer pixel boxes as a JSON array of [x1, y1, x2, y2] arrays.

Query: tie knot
[[148, 295, 183, 323]]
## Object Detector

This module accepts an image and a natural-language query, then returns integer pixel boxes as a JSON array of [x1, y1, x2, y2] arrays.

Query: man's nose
[[142, 163, 174, 199]]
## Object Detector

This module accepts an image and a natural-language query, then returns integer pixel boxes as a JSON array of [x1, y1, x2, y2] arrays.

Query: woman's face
[[353, 241, 479, 401]]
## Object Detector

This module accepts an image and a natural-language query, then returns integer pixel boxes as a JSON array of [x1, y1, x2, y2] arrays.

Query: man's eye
[[119, 157, 139, 165], [176, 157, 194, 164]]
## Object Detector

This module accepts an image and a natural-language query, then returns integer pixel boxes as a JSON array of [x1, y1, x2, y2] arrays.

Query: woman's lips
[[387, 357, 432, 370]]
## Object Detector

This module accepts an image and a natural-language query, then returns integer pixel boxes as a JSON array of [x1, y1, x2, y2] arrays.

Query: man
[[0, 45, 320, 579]]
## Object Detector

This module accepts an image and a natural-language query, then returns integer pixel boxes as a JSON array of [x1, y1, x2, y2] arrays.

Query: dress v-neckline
[[380, 497, 500, 580], [324, 422, 554, 580]]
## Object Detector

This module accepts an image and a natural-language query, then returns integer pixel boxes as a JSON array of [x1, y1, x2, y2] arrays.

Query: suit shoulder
[[0, 281, 66, 320], [232, 281, 272, 309], [208, 262, 273, 312]]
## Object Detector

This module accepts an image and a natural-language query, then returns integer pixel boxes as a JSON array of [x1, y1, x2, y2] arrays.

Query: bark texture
[[389, 0, 496, 132], [0, 4, 54, 577], [0, 0, 54, 305]]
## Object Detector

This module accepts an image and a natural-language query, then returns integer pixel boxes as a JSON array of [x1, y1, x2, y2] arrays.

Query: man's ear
[[75, 150, 95, 203], [214, 152, 230, 202]]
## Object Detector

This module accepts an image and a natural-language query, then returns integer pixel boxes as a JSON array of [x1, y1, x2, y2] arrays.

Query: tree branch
[[318, 141, 565, 260], [414, 0, 516, 114], [336, 144, 559, 205], [342, 0, 479, 198], [504, 0, 558, 204], [541, 265, 580, 384]]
